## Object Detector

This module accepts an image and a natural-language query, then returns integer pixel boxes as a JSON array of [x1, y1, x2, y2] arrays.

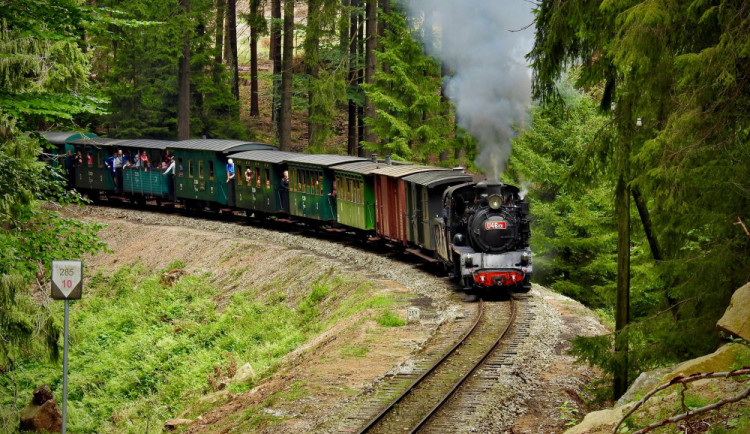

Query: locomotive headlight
[[488, 194, 502, 210], [521, 252, 531, 264]]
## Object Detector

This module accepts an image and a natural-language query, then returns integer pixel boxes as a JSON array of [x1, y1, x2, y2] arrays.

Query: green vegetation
[[0, 262, 406, 431], [376, 311, 406, 327], [525, 0, 750, 395]]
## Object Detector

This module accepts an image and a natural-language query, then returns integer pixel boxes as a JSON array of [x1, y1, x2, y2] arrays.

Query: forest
[[1, 0, 749, 429]]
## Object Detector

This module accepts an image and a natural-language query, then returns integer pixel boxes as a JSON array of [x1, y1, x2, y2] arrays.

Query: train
[[41, 131, 532, 292]]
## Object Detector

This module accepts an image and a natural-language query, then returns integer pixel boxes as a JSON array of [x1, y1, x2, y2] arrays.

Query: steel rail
[[410, 296, 518, 433], [357, 300, 486, 433]]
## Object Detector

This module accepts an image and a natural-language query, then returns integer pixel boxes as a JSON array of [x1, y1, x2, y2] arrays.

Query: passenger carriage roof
[[369, 165, 449, 178], [230, 150, 303, 164], [68, 137, 129, 147], [170, 139, 276, 153], [38, 131, 97, 145], [117, 139, 175, 150], [402, 170, 473, 188], [285, 154, 367, 167]]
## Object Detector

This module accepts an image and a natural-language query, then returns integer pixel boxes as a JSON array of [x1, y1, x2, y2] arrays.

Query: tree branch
[[632, 383, 750, 434], [734, 217, 750, 240], [614, 367, 750, 433]]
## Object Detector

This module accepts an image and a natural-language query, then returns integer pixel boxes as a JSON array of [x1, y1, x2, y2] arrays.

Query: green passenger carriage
[[168, 139, 276, 207], [120, 139, 176, 200], [331, 161, 382, 231], [287, 155, 366, 221], [230, 150, 301, 215], [38, 131, 98, 168], [68, 137, 127, 193]]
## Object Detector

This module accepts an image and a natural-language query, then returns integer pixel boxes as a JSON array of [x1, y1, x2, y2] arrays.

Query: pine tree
[[362, 10, 454, 163]]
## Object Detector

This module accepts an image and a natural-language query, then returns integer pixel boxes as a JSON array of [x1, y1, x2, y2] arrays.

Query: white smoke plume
[[402, 0, 534, 179]]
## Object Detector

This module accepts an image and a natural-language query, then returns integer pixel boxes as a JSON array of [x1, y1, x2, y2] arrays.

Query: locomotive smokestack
[[403, 0, 534, 179]]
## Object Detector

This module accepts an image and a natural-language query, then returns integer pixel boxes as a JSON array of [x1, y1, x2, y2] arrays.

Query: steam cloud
[[403, 0, 534, 179]]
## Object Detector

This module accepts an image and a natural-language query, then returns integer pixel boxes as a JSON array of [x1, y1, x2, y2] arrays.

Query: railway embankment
[[25, 205, 613, 432]]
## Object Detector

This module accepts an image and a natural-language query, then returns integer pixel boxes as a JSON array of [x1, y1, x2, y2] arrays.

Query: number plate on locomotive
[[485, 221, 507, 230]]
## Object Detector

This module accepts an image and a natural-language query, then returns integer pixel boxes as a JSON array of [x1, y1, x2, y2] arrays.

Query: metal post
[[62, 299, 69, 434]]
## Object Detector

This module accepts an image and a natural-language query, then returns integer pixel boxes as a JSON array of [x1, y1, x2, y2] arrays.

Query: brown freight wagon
[[371, 165, 450, 246]]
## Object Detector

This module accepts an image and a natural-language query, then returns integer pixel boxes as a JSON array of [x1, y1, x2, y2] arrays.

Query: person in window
[[328, 179, 337, 213], [280, 170, 289, 213], [226, 158, 236, 207], [162, 156, 175, 201], [112, 149, 127, 193], [245, 167, 253, 184], [140, 151, 149, 171]]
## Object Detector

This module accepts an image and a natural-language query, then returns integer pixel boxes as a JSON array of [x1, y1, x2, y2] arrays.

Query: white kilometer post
[[51, 260, 84, 434]]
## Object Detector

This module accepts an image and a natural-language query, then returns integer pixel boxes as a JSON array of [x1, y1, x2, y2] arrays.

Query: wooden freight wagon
[[287, 155, 366, 221], [230, 150, 302, 215], [68, 137, 127, 194], [371, 165, 449, 246], [402, 169, 473, 251], [331, 161, 383, 231], [168, 139, 276, 208]]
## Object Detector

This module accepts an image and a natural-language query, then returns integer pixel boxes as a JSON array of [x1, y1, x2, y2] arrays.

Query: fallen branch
[[613, 367, 750, 433], [735, 217, 750, 240], [632, 383, 750, 434]]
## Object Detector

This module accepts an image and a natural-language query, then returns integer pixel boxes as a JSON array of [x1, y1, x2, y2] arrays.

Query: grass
[[0, 260, 413, 432], [376, 311, 406, 327]]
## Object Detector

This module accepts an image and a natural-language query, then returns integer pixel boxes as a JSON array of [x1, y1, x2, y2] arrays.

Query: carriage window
[[209, 161, 215, 180], [255, 168, 261, 187], [96, 150, 103, 168], [198, 160, 204, 179], [236, 164, 242, 185], [188, 160, 194, 178], [264, 168, 270, 187], [178, 158, 184, 176]]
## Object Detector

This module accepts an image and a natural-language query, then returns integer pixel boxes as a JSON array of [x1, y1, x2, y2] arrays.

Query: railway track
[[347, 296, 524, 433]]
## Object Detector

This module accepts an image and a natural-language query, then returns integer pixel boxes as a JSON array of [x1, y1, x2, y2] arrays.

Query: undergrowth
[[0, 261, 388, 432]]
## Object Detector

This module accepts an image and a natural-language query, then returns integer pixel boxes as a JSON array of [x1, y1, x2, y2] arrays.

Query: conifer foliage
[[528, 0, 750, 392]]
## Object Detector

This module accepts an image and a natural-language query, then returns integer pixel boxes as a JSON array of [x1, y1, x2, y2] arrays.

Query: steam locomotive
[[436, 180, 532, 292], [43, 132, 532, 292]]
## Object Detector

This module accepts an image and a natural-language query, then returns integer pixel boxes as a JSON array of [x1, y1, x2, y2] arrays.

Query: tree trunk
[[214, 0, 225, 64], [227, 0, 239, 102], [178, 0, 191, 140], [278, 0, 294, 151], [339, 0, 349, 57], [614, 140, 631, 400], [306, 0, 322, 148], [249, 0, 260, 116], [271, 0, 282, 126], [363, 0, 377, 147], [356, 1, 365, 156], [347, 0, 358, 156], [632, 185, 679, 317]]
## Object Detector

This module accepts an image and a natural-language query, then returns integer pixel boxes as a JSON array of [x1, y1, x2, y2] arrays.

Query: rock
[[564, 404, 632, 434], [616, 367, 672, 407], [232, 363, 257, 384], [717, 282, 750, 341], [197, 389, 233, 406], [19, 385, 62, 432], [666, 342, 750, 379], [163, 419, 192, 431]]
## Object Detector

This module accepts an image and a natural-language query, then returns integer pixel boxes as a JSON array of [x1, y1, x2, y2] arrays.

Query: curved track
[[358, 297, 518, 433]]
